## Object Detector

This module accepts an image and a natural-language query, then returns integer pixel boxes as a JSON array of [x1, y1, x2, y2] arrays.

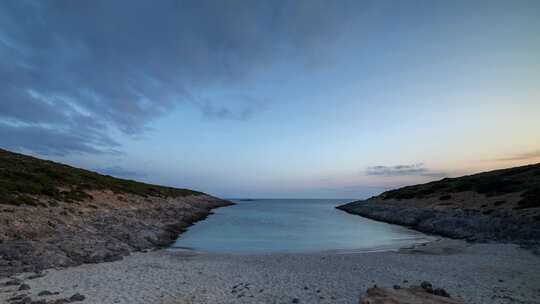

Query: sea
[[172, 199, 433, 253]]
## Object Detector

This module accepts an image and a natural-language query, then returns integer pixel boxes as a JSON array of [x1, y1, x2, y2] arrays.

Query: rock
[[10, 296, 32, 304], [69, 293, 86, 302], [38, 290, 59, 296], [292, 298, 300, 303], [8, 294, 27, 301], [18, 283, 31, 290], [4, 278, 23, 286], [359, 286, 464, 304], [420, 281, 433, 292], [433, 288, 450, 297], [30, 300, 47, 304], [418, 281, 450, 297], [26, 272, 46, 280]]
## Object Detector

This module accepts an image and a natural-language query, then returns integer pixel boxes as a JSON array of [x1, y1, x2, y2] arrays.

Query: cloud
[[196, 95, 267, 121], [367, 163, 425, 176], [0, 0, 353, 155], [0, 121, 119, 156], [366, 163, 447, 178], [495, 150, 540, 162], [95, 166, 147, 179]]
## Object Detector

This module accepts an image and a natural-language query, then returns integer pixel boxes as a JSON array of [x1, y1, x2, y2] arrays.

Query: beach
[[2, 239, 540, 304]]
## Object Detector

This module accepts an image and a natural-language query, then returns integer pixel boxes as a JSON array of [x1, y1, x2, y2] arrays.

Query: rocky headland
[[337, 163, 540, 249], [0, 149, 233, 277]]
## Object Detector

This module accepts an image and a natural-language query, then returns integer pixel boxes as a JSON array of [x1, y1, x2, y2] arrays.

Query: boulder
[[359, 286, 464, 304]]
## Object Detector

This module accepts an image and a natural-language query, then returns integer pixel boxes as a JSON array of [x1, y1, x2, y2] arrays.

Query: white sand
[[2, 239, 540, 304]]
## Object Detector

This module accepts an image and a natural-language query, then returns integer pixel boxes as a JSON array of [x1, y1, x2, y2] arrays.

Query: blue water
[[172, 199, 433, 253]]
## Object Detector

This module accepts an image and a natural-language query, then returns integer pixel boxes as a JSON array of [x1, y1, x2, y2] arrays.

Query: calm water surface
[[172, 199, 433, 253]]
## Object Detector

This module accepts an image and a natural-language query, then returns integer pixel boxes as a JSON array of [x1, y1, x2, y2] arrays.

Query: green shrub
[[12, 195, 38, 206], [515, 187, 540, 209], [439, 194, 452, 201], [378, 162, 540, 204], [493, 200, 506, 206]]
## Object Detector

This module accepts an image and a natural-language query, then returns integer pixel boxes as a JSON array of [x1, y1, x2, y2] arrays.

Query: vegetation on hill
[[380, 163, 540, 209], [0, 149, 202, 206]]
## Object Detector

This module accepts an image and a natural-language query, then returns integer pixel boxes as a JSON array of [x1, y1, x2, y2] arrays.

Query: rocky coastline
[[0, 149, 234, 278], [338, 164, 540, 251], [0, 192, 233, 278], [337, 199, 540, 248]]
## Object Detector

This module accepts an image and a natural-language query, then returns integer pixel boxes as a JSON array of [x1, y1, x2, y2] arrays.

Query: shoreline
[[168, 235, 437, 256], [2, 239, 539, 304]]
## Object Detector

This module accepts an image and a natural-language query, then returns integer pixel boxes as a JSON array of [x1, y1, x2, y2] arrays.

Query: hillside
[[0, 149, 233, 277], [0, 149, 202, 207], [337, 163, 540, 247], [380, 163, 540, 210]]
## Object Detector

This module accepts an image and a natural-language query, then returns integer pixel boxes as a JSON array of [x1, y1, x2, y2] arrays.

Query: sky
[[1, 0, 539, 199]]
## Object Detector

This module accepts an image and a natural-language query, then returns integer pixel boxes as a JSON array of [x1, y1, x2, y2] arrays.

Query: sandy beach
[[2, 239, 539, 304]]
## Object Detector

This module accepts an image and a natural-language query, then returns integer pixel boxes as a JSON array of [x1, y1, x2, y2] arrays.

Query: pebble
[[4, 278, 22, 286], [69, 293, 86, 302], [18, 283, 31, 291], [38, 290, 59, 296]]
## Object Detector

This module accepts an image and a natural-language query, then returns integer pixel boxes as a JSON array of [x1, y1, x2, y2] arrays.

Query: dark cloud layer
[[366, 163, 447, 178], [0, 0, 357, 155]]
